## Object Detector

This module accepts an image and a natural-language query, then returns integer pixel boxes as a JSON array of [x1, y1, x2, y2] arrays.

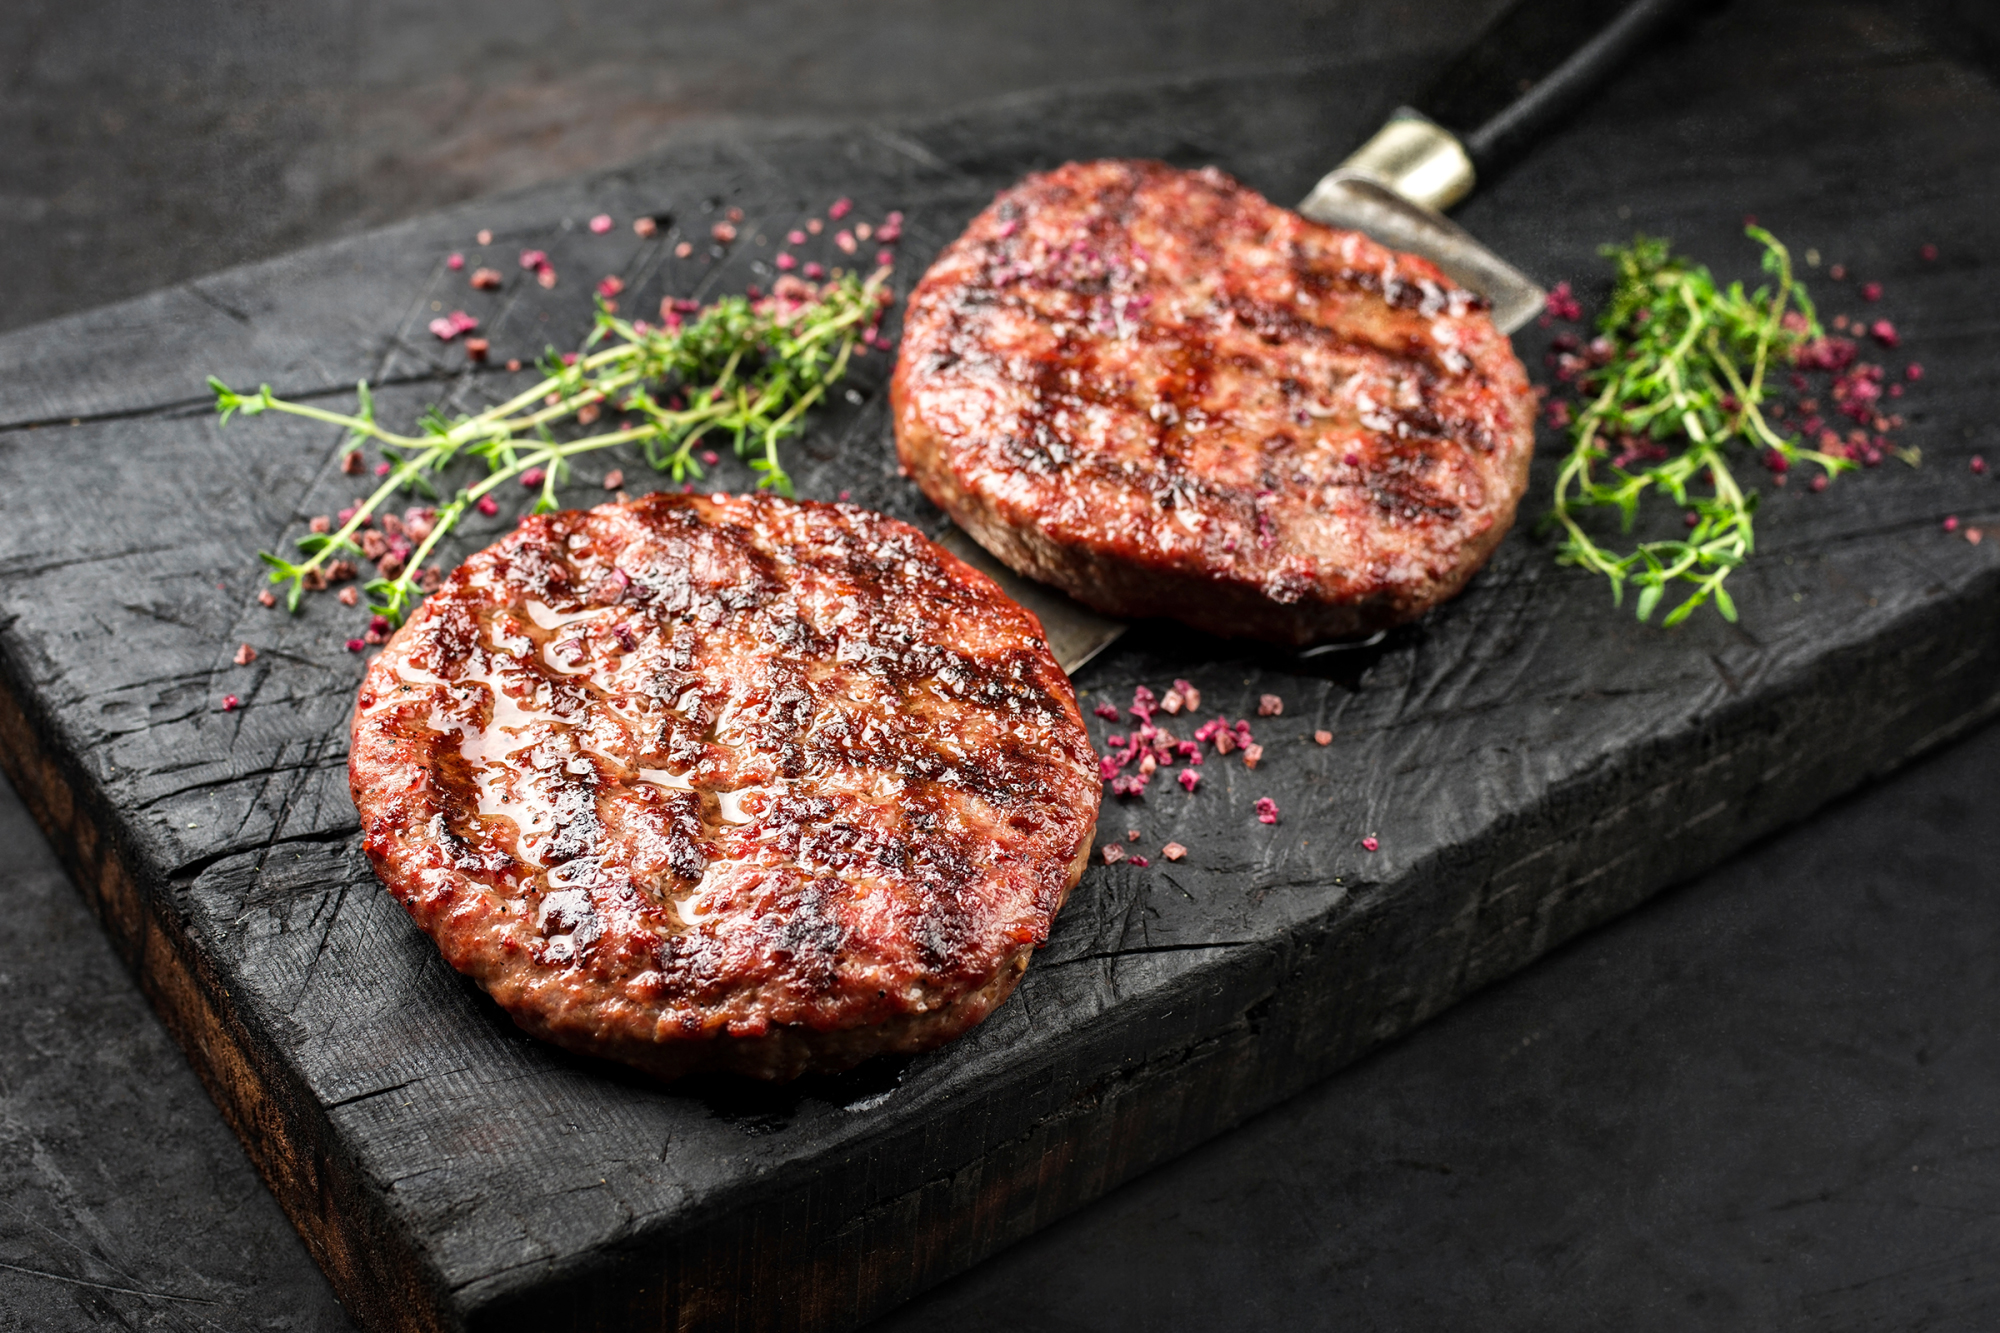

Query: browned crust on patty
[[892, 159, 1537, 644], [348, 492, 1099, 1081]]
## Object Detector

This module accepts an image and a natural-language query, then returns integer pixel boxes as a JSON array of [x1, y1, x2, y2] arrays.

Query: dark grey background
[[5, 2, 2000, 1329]]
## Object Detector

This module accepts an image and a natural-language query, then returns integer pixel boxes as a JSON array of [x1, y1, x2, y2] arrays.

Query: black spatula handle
[[1412, 0, 1717, 178]]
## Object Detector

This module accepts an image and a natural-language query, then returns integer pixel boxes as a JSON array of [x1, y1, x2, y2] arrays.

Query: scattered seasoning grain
[[233, 643, 257, 666], [309, 514, 331, 534], [829, 198, 852, 220], [1129, 855, 1150, 867], [521, 467, 547, 488], [1361, 835, 1379, 851], [341, 449, 364, 475], [345, 638, 366, 653], [1162, 842, 1187, 862], [506, 358, 523, 373], [465, 337, 489, 362], [589, 214, 613, 234], [1906, 363, 1923, 381], [1870, 319, 1899, 347], [1968, 528, 1985, 545], [470, 267, 503, 290], [1094, 703, 1119, 720], [1944, 515, 1960, 532], [1127, 828, 1141, 842], [1922, 243, 1938, 261], [675, 242, 694, 258], [1314, 730, 1332, 745], [536, 267, 558, 289], [1861, 282, 1882, 302], [603, 469, 625, 490], [1101, 843, 1125, 865], [1255, 797, 1279, 825], [1257, 694, 1283, 717], [477, 496, 499, 516], [338, 586, 359, 606], [1242, 743, 1264, 770], [258, 589, 277, 608], [1830, 264, 1847, 281], [447, 253, 464, 270], [477, 229, 493, 245], [633, 217, 657, 237], [1972, 456, 1986, 474], [1178, 769, 1200, 792], [711, 222, 737, 243], [221, 694, 240, 711]]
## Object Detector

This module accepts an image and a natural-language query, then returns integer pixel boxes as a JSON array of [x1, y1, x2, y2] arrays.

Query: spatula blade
[[933, 524, 1127, 675], [1296, 171, 1546, 334]]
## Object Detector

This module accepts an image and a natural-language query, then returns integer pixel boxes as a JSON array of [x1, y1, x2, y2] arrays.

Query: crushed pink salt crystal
[[803, 262, 825, 279], [1968, 528, 1985, 546], [775, 253, 797, 270], [597, 275, 625, 298], [345, 638, 366, 653], [1255, 797, 1279, 825], [838, 489, 851, 501], [1094, 703, 1119, 720], [1973, 456, 1987, 474], [1869, 319, 1899, 347], [589, 214, 613, 234], [1257, 694, 1283, 717], [1178, 768, 1200, 792], [1241, 743, 1264, 770], [1906, 363, 1924, 381], [1543, 281, 1583, 322], [258, 590, 277, 608], [519, 249, 549, 271], [476, 496, 499, 516], [1362, 836, 1379, 852], [221, 694, 240, 711], [1129, 856, 1150, 868], [835, 230, 858, 255], [711, 222, 737, 243], [1314, 730, 1332, 745], [521, 467, 546, 488], [877, 249, 896, 268], [1100, 842, 1125, 865], [633, 217, 657, 237], [447, 253, 464, 270], [1944, 515, 1960, 532], [233, 643, 257, 666], [1162, 842, 1186, 862], [1861, 282, 1882, 302], [829, 198, 852, 220], [374, 462, 392, 477]]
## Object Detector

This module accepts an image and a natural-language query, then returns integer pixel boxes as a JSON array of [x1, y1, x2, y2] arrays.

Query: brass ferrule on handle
[[1334, 111, 1476, 212]]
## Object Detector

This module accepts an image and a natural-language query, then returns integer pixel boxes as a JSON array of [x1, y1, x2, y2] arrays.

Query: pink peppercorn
[[589, 214, 613, 234], [476, 496, 499, 516], [221, 694, 240, 712], [447, 253, 464, 270], [1861, 282, 1882, 302], [1362, 836, 1379, 852], [1255, 797, 1279, 825], [345, 638, 366, 653], [369, 615, 391, 635]]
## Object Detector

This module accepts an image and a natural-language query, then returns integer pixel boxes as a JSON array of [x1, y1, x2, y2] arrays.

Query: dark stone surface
[[3, 2, 2000, 1328]]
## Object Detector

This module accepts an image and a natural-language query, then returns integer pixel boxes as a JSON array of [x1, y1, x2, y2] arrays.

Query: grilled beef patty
[[892, 159, 1537, 644], [349, 492, 1099, 1081]]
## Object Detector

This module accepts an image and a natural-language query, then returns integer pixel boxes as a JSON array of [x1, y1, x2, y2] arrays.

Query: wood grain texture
[[2, 2, 1999, 1329]]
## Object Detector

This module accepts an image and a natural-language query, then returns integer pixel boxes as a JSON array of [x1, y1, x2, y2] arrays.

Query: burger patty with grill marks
[[349, 492, 1099, 1081], [892, 158, 1538, 644]]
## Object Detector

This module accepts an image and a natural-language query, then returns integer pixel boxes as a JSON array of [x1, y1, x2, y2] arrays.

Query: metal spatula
[[943, 0, 1714, 674]]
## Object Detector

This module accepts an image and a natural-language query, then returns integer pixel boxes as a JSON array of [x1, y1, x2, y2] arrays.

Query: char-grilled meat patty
[[892, 159, 1537, 644], [349, 492, 1098, 1081]]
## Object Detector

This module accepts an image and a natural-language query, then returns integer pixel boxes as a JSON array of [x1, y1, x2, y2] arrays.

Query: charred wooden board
[[3, 2, 1999, 1329]]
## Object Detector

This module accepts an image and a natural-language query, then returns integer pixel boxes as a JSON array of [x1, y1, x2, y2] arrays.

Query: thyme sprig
[[1547, 228, 1852, 625], [213, 268, 886, 624]]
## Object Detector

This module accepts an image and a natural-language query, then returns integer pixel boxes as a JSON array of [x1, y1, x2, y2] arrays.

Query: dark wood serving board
[[4, 1, 1998, 1329]]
